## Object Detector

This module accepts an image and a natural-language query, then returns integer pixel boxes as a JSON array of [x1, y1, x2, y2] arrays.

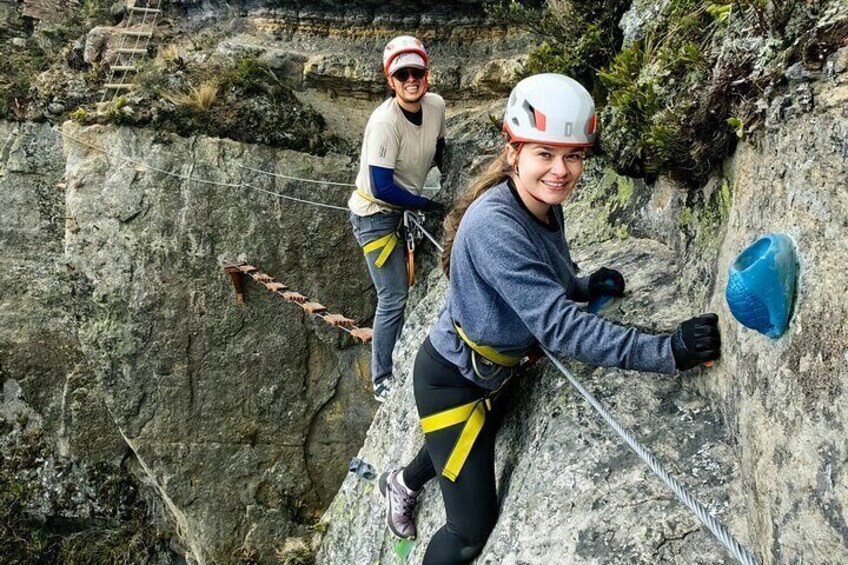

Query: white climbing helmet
[[382, 35, 429, 76], [503, 73, 597, 147]]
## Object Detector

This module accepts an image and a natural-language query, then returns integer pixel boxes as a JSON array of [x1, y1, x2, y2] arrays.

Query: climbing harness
[[362, 231, 400, 269], [222, 263, 373, 344], [356, 189, 403, 212], [453, 321, 522, 382], [359, 210, 428, 286], [421, 396, 491, 482], [420, 373, 520, 482]]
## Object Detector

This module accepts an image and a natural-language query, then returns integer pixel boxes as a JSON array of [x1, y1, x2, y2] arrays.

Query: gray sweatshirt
[[430, 180, 676, 389]]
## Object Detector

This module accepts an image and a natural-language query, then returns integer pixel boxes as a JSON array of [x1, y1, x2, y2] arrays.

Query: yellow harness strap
[[362, 232, 399, 268], [420, 398, 493, 482], [356, 189, 401, 212], [454, 323, 522, 367]]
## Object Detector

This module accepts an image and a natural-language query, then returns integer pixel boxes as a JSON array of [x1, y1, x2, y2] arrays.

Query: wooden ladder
[[100, 1, 161, 103]]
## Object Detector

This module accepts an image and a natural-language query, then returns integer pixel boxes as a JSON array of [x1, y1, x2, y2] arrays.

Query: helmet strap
[[510, 142, 523, 177]]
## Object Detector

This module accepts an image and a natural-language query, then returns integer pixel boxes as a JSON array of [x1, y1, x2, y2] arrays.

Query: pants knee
[[458, 539, 486, 561], [425, 528, 490, 565], [376, 291, 407, 314]]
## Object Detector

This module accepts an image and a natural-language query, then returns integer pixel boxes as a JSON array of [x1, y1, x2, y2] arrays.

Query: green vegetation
[[678, 178, 734, 251], [0, 1, 113, 121], [72, 55, 351, 155], [488, 0, 844, 184], [0, 41, 50, 120], [487, 0, 631, 96]]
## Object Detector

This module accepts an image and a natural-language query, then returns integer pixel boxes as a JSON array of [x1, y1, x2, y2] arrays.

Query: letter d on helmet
[[383, 35, 429, 75], [503, 73, 597, 147]]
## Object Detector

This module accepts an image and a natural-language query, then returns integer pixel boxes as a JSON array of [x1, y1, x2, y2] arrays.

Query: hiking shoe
[[378, 468, 420, 540], [373, 379, 393, 403]]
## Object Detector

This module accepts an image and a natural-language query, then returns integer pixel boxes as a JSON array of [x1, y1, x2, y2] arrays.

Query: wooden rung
[[223, 266, 245, 304], [111, 65, 139, 72], [350, 327, 373, 344], [251, 273, 274, 283], [128, 6, 161, 14], [301, 302, 327, 314], [265, 282, 287, 292], [105, 83, 135, 89], [116, 48, 147, 55], [323, 314, 355, 327], [120, 30, 153, 37], [237, 264, 258, 274], [282, 291, 307, 303]]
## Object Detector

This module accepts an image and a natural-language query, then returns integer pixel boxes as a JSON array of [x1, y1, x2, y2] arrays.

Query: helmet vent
[[521, 100, 536, 128]]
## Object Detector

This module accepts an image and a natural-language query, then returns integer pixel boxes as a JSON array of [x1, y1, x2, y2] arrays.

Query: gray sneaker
[[378, 468, 420, 540]]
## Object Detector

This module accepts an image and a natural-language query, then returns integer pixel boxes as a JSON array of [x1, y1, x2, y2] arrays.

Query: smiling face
[[388, 67, 428, 110], [507, 142, 586, 221]]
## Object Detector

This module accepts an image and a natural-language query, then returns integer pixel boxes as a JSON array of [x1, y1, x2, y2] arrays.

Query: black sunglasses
[[392, 68, 426, 82]]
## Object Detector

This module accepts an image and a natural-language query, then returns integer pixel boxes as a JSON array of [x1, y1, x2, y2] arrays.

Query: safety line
[[55, 126, 754, 560], [54, 127, 242, 188], [241, 183, 349, 212], [541, 347, 759, 565], [408, 229, 757, 564], [55, 127, 352, 211], [238, 163, 357, 187], [55, 127, 439, 214], [403, 210, 444, 251], [239, 163, 441, 191]]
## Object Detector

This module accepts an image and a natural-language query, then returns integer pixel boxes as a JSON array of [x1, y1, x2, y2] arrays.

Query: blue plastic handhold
[[725, 233, 798, 339]]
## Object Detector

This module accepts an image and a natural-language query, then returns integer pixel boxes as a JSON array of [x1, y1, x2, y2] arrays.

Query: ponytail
[[441, 150, 512, 277]]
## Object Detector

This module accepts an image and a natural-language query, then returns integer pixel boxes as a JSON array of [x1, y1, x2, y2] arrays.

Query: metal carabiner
[[403, 211, 417, 286]]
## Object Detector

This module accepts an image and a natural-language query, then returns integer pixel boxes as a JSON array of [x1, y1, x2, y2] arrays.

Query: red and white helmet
[[503, 73, 597, 147], [382, 35, 429, 75]]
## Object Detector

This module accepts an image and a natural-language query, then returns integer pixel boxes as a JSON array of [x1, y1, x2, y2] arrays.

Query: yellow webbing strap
[[362, 232, 399, 268], [356, 189, 401, 211], [420, 398, 493, 482], [454, 323, 522, 368]]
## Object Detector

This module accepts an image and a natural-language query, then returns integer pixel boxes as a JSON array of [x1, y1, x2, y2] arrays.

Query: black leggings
[[402, 336, 514, 565]]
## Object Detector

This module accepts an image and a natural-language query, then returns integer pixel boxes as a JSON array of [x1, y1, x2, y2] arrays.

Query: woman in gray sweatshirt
[[377, 73, 721, 564]]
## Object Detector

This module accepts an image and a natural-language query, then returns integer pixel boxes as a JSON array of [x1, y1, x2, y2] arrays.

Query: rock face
[[316, 75, 848, 565], [3, 2, 848, 564], [170, 1, 532, 100], [1, 121, 379, 563], [317, 242, 746, 564]]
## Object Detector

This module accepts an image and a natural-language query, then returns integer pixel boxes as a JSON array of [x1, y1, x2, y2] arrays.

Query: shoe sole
[[378, 471, 415, 541]]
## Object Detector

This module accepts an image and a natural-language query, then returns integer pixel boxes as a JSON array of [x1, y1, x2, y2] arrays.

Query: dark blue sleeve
[[370, 166, 436, 210]]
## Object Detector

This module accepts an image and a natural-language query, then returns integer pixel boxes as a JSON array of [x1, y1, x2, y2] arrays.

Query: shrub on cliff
[[73, 55, 352, 156], [489, 0, 846, 184]]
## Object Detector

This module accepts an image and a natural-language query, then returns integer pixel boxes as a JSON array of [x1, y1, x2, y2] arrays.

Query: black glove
[[671, 313, 721, 371], [427, 201, 447, 220], [588, 267, 625, 300]]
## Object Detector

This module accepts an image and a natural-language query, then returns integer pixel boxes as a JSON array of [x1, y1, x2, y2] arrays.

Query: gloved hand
[[427, 201, 448, 221], [588, 267, 625, 300], [671, 313, 721, 371]]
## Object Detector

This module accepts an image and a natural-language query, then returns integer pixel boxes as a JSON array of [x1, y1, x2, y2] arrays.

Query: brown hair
[[441, 149, 513, 277]]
